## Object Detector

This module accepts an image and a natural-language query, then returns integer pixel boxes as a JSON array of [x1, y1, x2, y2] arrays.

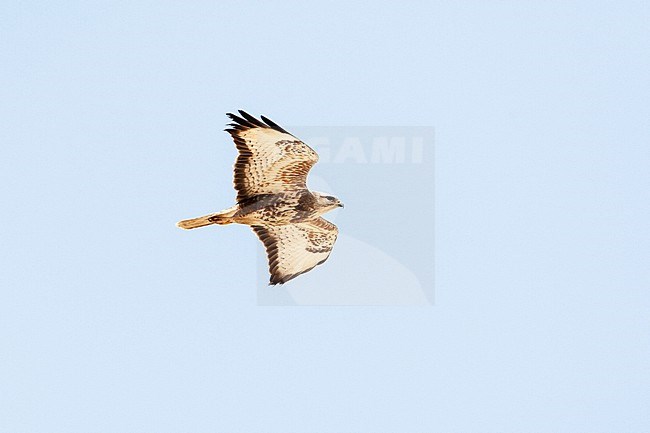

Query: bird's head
[[312, 191, 344, 211]]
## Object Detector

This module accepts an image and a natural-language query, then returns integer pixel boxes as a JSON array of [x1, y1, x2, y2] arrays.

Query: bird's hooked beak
[[337, 202, 344, 208]]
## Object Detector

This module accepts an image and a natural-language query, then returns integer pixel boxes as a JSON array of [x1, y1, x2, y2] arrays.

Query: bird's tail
[[176, 206, 237, 230]]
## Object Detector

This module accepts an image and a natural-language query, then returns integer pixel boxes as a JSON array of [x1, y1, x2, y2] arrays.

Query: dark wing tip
[[269, 272, 299, 286], [238, 110, 266, 128], [260, 115, 289, 134], [226, 110, 291, 135], [226, 112, 253, 129]]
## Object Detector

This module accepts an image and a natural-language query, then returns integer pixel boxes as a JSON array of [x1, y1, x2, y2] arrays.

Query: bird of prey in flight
[[177, 111, 343, 285]]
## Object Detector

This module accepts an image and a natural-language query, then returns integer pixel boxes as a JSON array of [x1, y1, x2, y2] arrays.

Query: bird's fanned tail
[[176, 206, 237, 229]]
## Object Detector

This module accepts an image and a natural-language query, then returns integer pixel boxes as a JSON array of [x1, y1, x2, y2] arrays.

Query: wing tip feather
[[226, 110, 289, 134]]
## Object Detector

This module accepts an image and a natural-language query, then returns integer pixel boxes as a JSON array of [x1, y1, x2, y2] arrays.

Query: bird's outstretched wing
[[226, 110, 318, 202], [251, 217, 338, 285]]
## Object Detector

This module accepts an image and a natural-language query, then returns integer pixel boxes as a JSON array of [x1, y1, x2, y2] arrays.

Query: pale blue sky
[[1, 1, 649, 432]]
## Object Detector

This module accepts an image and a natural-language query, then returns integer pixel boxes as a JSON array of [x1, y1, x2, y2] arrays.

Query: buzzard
[[177, 111, 343, 285]]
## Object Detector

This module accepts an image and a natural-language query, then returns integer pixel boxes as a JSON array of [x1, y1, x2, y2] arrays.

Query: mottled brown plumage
[[177, 111, 343, 285]]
